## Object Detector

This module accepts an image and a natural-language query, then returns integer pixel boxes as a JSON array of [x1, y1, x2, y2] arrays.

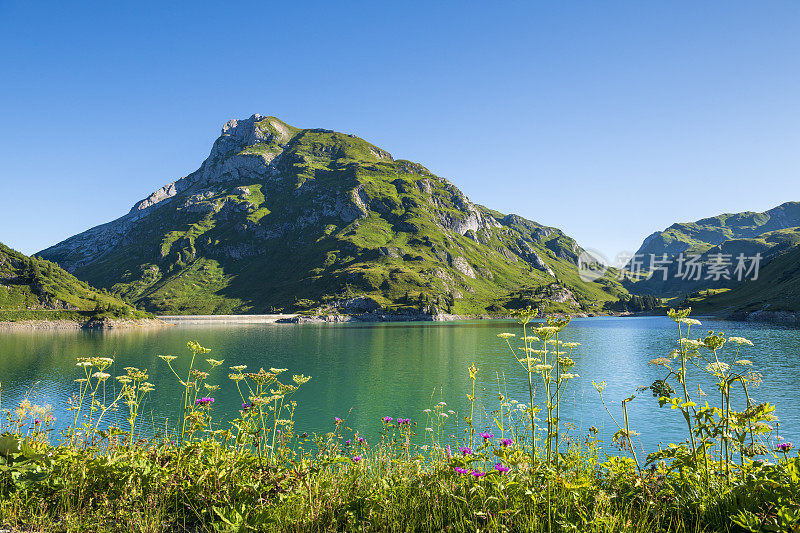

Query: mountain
[[0, 242, 146, 321], [627, 203, 800, 297], [39, 114, 627, 316], [687, 243, 800, 318], [635, 202, 800, 257]]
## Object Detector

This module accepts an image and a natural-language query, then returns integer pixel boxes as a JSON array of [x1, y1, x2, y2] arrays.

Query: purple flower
[[34, 418, 41, 425], [334, 417, 342, 424], [459, 447, 473, 456], [352, 455, 362, 463], [195, 397, 214, 406], [494, 462, 510, 473], [479, 432, 494, 441], [470, 470, 486, 478], [777, 442, 793, 452], [397, 418, 410, 425], [446, 445, 452, 459], [241, 403, 252, 411], [499, 438, 514, 447], [345, 439, 352, 446], [454, 467, 468, 474], [358, 437, 365, 443], [382, 416, 393, 423]]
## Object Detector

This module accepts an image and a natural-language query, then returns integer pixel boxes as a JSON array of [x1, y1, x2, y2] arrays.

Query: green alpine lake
[[1, 316, 797, 453]]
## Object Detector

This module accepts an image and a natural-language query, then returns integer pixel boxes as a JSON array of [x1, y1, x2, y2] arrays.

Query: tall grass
[[0, 309, 797, 532]]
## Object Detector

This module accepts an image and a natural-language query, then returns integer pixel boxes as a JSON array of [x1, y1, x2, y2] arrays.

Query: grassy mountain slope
[[688, 243, 800, 314], [40, 115, 628, 316], [0, 242, 147, 321]]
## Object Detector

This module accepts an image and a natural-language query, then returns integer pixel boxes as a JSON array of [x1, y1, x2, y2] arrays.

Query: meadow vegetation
[[0, 309, 797, 532]]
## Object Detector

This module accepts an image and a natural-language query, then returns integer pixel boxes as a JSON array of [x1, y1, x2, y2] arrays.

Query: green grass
[[0, 242, 149, 321]]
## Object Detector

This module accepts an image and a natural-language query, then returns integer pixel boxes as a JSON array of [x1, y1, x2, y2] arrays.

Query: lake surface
[[1, 316, 798, 454]]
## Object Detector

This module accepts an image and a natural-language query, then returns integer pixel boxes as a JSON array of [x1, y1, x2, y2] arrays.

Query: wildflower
[[679, 338, 704, 350], [195, 397, 214, 406], [705, 362, 731, 375], [459, 447, 473, 456], [438, 401, 447, 406], [454, 467, 468, 474], [499, 438, 513, 447], [649, 357, 671, 367], [334, 417, 342, 424], [345, 439, 351, 446], [479, 432, 493, 441], [425, 427, 433, 432], [470, 470, 486, 478], [517, 404, 528, 411], [241, 403, 252, 411], [494, 463, 510, 473], [562, 342, 581, 348], [728, 337, 754, 346], [448, 410, 455, 414], [382, 416, 393, 423], [447, 445, 452, 459], [352, 455, 362, 463], [34, 418, 41, 425], [440, 413, 449, 418], [592, 381, 607, 393], [678, 318, 702, 326], [468, 364, 478, 379], [534, 364, 552, 372], [420, 445, 430, 450], [205, 358, 224, 367], [424, 409, 432, 413], [92, 372, 111, 380], [358, 437, 365, 443], [777, 442, 793, 453], [736, 359, 754, 366], [497, 333, 516, 339], [76, 361, 92, 367], [397, 418, 410, 425], [560, 373, 579, 379]]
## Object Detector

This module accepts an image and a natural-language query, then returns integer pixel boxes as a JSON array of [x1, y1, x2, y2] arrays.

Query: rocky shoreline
[[0, 317, 171, 331], [726, 310, 800, 325]]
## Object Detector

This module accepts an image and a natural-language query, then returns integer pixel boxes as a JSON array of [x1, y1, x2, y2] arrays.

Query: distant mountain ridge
[[628, 202, 800, 297], [635, 202, 800, 258], [39, 114, 626, 316]]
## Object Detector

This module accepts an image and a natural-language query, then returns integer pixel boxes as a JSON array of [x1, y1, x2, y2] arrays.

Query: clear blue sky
[[1, 1, 798, 260]]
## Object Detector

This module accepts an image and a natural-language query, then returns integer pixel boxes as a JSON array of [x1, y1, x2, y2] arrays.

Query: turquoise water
[[1, 317, 797, 453]]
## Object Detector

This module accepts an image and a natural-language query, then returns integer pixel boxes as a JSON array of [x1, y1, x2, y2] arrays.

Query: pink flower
[[470, 470, 486, 478], [499, 438, 513, 447], [459, 447, 473, 456], [479, 432, 494, 441], [777, 442, 793, 452], [454, 467, 468, 474], [352, 455, 362, 463], [494, 463, 510, 473]]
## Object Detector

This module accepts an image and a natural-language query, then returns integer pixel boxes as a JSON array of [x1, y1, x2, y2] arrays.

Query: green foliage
[[0, 242, 150, 322]]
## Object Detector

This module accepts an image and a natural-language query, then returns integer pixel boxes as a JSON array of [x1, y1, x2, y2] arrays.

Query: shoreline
[[0, 317, 172, 331]]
